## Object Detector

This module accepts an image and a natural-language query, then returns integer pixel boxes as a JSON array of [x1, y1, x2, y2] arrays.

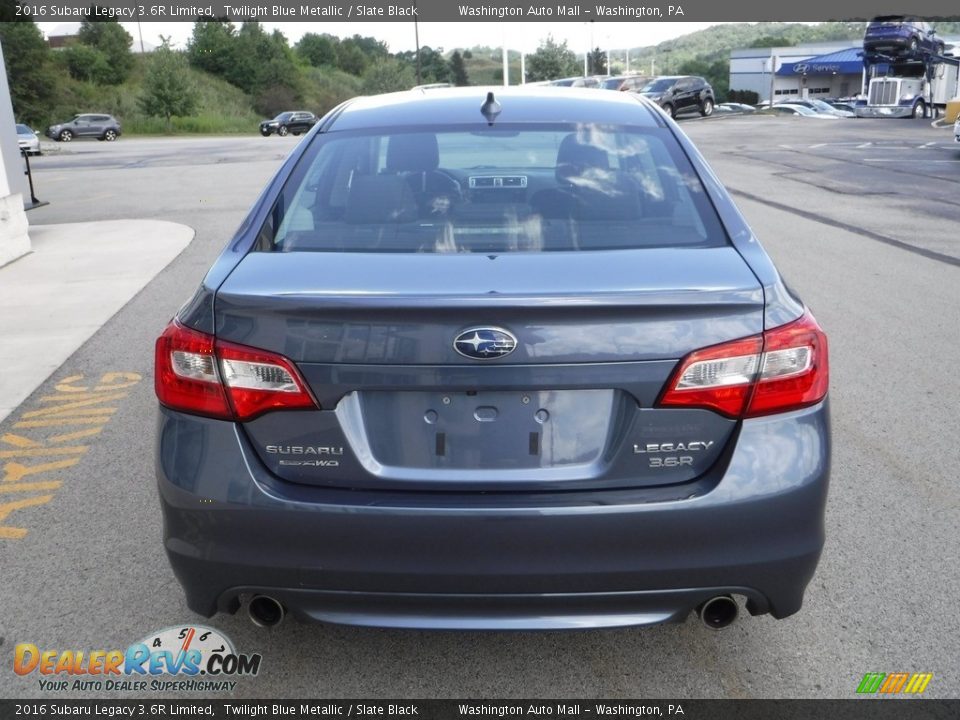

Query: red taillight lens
[[155, 321, 232, 419], [155, 320, 317, 421], [215, 339, 316, 420], [658, 311, 828, 419]]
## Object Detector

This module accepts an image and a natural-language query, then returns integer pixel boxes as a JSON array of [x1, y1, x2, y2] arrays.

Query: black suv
[[46, 114, 121, 142], [259, 111, 318, 137], [640, 76, 715, 119]]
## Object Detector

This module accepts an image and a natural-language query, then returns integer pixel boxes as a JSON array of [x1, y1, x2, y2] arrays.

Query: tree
[[450, 50, 469, 86], [77, 17, 133, 84], [187, 18, 236, 77], [63, 44, 111, 83], [296, 33, 338, 68], [138, 39, 199, 130], [525, 36, 579, 82], [587, 48, 607, 75], [361, 58, 415, 95], [0, 19, 57, 124]]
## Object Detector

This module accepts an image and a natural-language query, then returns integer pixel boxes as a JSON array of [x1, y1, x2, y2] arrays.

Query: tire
[[260, 129, 271, 137], [662, 103, 676, 119], [277, 125, 289, 137], [936, 43, 945, 57], [700, 98, 714, 117], [912, 100, 926, 119], [59, 130, 73, 142], [908, 38, 919, 55], [103, 129, 118, 141]]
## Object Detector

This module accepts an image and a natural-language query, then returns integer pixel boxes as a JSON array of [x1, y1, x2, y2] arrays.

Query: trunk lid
[[216, 248, 762, 491]]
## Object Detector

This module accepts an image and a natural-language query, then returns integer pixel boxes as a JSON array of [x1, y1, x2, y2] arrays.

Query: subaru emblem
[[454, 327, 517, 360]]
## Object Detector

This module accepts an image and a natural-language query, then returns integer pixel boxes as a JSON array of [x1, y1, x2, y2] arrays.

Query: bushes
[[728, 89, 760, 105]]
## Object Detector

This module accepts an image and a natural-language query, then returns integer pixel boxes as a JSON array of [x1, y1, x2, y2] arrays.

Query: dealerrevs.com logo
[[14, 625, 262, 692]]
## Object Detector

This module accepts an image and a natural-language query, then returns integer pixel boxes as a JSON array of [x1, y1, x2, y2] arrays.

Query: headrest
[[556, 133, 609, 182], [386, 133, 440, 173], [345, 175, 418, 224]]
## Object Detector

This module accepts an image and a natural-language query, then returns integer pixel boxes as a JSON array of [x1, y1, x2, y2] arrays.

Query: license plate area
[[359, 390, 616, 470]]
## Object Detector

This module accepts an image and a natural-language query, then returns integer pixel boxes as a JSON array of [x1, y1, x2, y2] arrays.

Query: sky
[[37, 21, 726, 55]]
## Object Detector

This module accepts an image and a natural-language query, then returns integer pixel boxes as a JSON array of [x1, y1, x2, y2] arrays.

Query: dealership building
[[729, 38, 960, 102]]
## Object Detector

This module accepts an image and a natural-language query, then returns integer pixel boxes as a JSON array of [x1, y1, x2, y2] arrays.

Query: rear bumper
[[157, 402, 830, 629]]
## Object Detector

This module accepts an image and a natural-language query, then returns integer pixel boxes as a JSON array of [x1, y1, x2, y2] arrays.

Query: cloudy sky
[[38, 21, 725, 55]]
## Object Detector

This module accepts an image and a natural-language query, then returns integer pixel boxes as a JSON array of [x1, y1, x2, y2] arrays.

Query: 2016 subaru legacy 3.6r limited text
[[155, 88, 830, 631]]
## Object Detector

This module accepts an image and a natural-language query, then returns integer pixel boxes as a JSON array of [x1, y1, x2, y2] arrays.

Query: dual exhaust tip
[[248, 595, 285, 628], [697, 594, 739, 630], [246, 593, 739, 630]]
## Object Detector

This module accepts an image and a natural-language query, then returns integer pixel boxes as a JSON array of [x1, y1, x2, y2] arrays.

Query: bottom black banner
[[1, 700, 958, 720]]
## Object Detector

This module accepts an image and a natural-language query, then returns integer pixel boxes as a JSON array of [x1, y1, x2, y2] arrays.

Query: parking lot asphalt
[[1, 117, 958, 700]]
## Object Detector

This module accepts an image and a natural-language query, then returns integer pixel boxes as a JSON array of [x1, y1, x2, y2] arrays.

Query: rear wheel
[[700, 99, 714, 117], [278, 125, 289, 137], [59, 130, 73, 142], [103, 129, 118, 141]]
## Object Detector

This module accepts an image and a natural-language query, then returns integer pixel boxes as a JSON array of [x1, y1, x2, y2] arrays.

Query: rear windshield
[[259, 124, 727, 254]]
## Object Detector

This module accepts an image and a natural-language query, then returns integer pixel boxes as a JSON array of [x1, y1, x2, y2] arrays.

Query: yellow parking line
[[1, 434, 43, 448], [22, 394, 126, 417], [0, 481, 63, 493], [3, 458, 80, 483], [0, 446, 89, 458], [48, 428, 104, 444], [15, 418, 107, 428]]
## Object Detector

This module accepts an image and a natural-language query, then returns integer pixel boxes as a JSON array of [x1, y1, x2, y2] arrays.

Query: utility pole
[[502, 43, 509, 86], [769, 55, 777, 104], [413, 5, 421, 85]]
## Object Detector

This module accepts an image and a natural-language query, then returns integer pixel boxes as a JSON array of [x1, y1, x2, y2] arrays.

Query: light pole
[[413, 1, 421, 86]]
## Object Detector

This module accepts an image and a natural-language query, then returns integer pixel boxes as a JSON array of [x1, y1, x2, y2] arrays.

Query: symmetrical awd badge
[[454, 327, 518, 360]]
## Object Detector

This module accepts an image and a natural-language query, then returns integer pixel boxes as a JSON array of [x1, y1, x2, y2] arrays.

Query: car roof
[[327, 86, 660, 131]]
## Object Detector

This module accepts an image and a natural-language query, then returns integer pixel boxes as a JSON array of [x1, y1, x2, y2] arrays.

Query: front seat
[[385, 133, 461, 217], [535, 132, 641, 222]]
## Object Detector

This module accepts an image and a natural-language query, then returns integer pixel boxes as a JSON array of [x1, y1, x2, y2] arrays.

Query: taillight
[[658, 311, 828, 419], [155, 320, 317, 421]]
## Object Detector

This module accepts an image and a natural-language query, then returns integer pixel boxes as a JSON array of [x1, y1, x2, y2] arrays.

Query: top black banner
[[10, 0, 960, 22]]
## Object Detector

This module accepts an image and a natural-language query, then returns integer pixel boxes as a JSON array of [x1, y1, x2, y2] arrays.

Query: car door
[[673, 79, 694, 113]]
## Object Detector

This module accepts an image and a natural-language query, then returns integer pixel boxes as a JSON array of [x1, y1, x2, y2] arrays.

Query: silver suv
[[46, 114, 122, 142]]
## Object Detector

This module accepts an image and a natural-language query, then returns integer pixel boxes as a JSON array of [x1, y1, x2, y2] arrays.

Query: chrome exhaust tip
[[248, 595, 285, 628], [697, 595, 739, 630]]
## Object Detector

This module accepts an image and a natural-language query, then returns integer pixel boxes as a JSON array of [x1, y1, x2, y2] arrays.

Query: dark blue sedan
[[155, 87, 830, 631]]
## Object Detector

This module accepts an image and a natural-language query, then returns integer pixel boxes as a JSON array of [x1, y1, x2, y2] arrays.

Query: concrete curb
[[0, 219, 194, 422]]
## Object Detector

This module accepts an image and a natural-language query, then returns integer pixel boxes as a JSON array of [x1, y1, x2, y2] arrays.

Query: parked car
[[601, 75, 650, 91], [46, 114, 121, 142], [549, 76, 601, 88], [717, 102, 756, 114], [763, 104, 840, 120], [259, 111, 318, 137], [155, 87, 830, 632], [639, 75, 715, 118], [863, 16, 944, 59], [828, 102, 858, 114], [16, 124, 40, 155], [776, 98, 854, 118]]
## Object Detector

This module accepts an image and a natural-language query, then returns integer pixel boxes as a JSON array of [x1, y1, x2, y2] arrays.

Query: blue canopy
[[777, 48, 868, 76]]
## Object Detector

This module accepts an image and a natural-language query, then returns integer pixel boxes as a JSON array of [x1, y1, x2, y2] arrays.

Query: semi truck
[[857, 54, 960, 119]]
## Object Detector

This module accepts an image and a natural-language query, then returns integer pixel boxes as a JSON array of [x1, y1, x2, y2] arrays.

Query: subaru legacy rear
[[155, 88, 830, 630]]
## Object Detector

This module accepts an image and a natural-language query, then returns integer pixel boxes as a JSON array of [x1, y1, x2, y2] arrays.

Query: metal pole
[[625, 49, 629, 73], [413, 3, 421, 86], [502, 43, 509, 87], [769, 55, 777, 104], [137, 20, 144, 53], [520, 52, 526, 84]]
